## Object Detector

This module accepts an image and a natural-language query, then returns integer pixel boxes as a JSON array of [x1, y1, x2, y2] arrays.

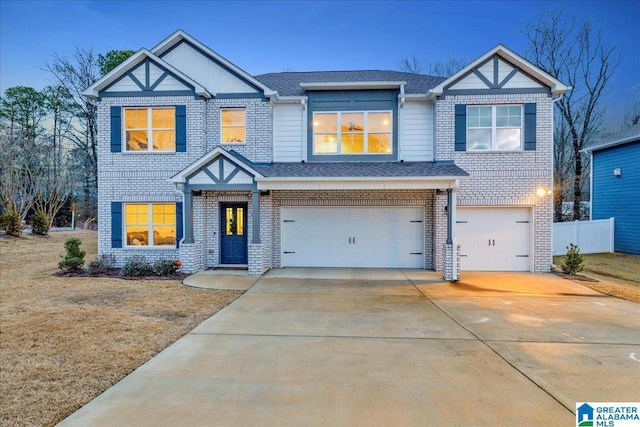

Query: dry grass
[[553, 252, 640, 303], [0, 231, 242, 427]]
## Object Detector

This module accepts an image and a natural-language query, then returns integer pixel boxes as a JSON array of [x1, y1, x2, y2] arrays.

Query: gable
[[159, 40, 262, 95], [101, 58, 196, 97], [187, 157, 255, 186], [429, 45, 569, 98], [446, 55, 547, 95]]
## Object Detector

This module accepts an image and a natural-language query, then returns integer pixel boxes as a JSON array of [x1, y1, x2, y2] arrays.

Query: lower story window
[[125, 203, 176, 246]]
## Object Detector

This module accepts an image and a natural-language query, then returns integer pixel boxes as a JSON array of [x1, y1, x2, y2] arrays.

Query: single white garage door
[[281, 207, 424, 268], [456, 207, 532, 271]]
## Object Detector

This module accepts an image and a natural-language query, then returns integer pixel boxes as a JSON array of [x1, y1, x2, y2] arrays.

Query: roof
[[583, 123, 640, 153], [253, 161, 468, 178], [429, 44, 570, 98], [254, 71, 446, 97]]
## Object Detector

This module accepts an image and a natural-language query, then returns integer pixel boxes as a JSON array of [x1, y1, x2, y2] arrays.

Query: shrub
[[561, 243, 585, 275], [88, 254, 116, 274], [121, 256, 153, 277], [31, 211, 49, 235], [153, 259, 179, 276], [0, 210, 22, 236], [58, 237, 86, 270]]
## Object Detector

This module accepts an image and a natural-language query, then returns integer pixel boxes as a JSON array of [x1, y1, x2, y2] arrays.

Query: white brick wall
[[434, 93, 555, 272], [97, 95, 272, 268]]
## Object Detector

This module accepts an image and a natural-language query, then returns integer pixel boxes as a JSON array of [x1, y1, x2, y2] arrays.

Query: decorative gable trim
[[429, 44, 570, 99], [82, 49, 211, 100], [169, 147, 263, 190]]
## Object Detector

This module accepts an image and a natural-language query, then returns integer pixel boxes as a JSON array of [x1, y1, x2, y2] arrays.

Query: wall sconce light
[[614, 168, 622, 176], [536, 187, 551, 197]]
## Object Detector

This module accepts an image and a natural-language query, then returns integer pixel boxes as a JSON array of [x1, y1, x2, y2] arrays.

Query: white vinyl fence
[[553, 218, 615, 255]]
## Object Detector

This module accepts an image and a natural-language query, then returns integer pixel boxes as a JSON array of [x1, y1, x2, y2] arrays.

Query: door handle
[[348, 237, 352, 244], [353, 237, 355, 244], [489, 239, 495, 246]]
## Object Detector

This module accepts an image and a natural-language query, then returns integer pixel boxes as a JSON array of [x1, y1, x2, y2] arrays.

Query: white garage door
[[281, 207, 424, 268], [456, 207, 532, 271]]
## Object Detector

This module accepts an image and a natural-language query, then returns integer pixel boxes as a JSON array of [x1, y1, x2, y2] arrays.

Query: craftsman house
[[83, 30, 568, 280]]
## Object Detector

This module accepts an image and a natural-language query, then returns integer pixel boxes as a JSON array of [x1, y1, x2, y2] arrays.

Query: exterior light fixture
[[536, 187, 551, 197], [614, 168, 622, 176]]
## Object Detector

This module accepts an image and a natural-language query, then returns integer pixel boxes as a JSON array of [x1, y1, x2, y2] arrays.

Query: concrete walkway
[[58, 269, 640, 426]]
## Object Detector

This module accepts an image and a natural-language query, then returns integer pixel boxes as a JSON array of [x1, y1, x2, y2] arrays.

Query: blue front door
[[220, 203, 248, 264]]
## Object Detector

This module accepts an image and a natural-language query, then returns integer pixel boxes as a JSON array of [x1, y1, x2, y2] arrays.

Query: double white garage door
[[281, 207, 424, 268], [280, 206, 533, 271]]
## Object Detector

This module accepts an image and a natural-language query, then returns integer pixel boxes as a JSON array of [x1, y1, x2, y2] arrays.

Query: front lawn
[[0, 231, 242, 427], [553, 252, 640, 303]]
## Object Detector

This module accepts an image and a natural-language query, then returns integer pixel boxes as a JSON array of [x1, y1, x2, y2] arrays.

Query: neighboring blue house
[[585, 123, 640, 255]]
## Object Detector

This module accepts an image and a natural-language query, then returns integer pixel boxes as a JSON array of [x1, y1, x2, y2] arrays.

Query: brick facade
[[434, 93, 555, 272]]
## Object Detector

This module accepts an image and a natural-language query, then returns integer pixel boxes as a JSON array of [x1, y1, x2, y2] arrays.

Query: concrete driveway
[[59, 269, 640, 426]]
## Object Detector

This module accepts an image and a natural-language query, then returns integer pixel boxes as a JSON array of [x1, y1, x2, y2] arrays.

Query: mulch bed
[[55, 268, 189, 281]]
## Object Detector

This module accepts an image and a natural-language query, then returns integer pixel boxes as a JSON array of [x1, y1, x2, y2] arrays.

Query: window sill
[[121, 151, 177, 155], [221, 142, 247, 146], [124, 246, 177, 249], [464, 149, 527, 153]]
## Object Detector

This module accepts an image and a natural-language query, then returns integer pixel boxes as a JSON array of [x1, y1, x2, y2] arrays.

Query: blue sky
[[1, 0, 638, 125]]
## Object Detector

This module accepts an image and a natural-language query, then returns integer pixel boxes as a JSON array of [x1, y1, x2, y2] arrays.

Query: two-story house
[[82, 30, 568, 280]]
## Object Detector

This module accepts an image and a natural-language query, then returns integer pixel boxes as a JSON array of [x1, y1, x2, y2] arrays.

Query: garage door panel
[[457, 207, 532, 271], [282, 207, 424, 268]]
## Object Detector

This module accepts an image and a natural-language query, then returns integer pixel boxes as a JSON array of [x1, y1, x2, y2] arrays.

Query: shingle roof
[[254, 71, 446, 96], [584, 123, 640, 152], [253, 161, 468, 178]]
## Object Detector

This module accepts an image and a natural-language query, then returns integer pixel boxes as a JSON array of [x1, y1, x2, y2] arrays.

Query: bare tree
[[398, 55, 424, 74], [623, 84, 640, 127], [44, 47, 101, 219], [425, 58, 467, 77], [524, 7, 622, 220]]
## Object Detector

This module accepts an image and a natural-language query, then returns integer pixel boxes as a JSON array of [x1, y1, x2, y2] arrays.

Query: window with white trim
[[125, 203, 176, 247], [124, 107, 175, 151], [467, 105, 522, 151], [313, 111, 392, 155], [221, 108, 246, 143]]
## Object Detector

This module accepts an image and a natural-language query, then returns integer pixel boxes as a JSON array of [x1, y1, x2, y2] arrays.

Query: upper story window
[[313, 111, 392, 155], [125, 203, 176, 247], [467, 105, 522, 151], [221, 108, 246, 143], [124, 107, 175, 151]]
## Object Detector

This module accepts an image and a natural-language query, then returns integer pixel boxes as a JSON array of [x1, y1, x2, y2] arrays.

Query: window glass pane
[[236, 208, 244, 236], [126, 131, 148, 151], [221, 109, 246, 143], [152, 108, 175, 128], [313, 113, 337, 133], [314, 134, 337, 153], [153, 130, 175, 150], [222, 127, 246, 143], [222, 109, 245, 126], [496, 106, 521, 127], [125, 204, 149, 246], [368, 134, 391, 153], [124, 108, 147, 129], [467, 107, 491, 127], [152, 204, 175, 224], [225, 208, 234, 235], [152, 225, 176, 246], [368, 112, 391, 132], [496, 128, 521, 150], [467, 129, 492, 150], [342, 134, 364, 153], [341, 113, 364, 132]]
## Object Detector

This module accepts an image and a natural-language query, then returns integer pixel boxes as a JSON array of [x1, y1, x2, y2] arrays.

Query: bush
[[0, 210, 22, 236], [58, 237, 86, 270], [88, 254, 116, 274], [153, 259, 179, 276], [561, 243, 585, 275], [31, 211, 49, 235], [121, 256, 153, 277]]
